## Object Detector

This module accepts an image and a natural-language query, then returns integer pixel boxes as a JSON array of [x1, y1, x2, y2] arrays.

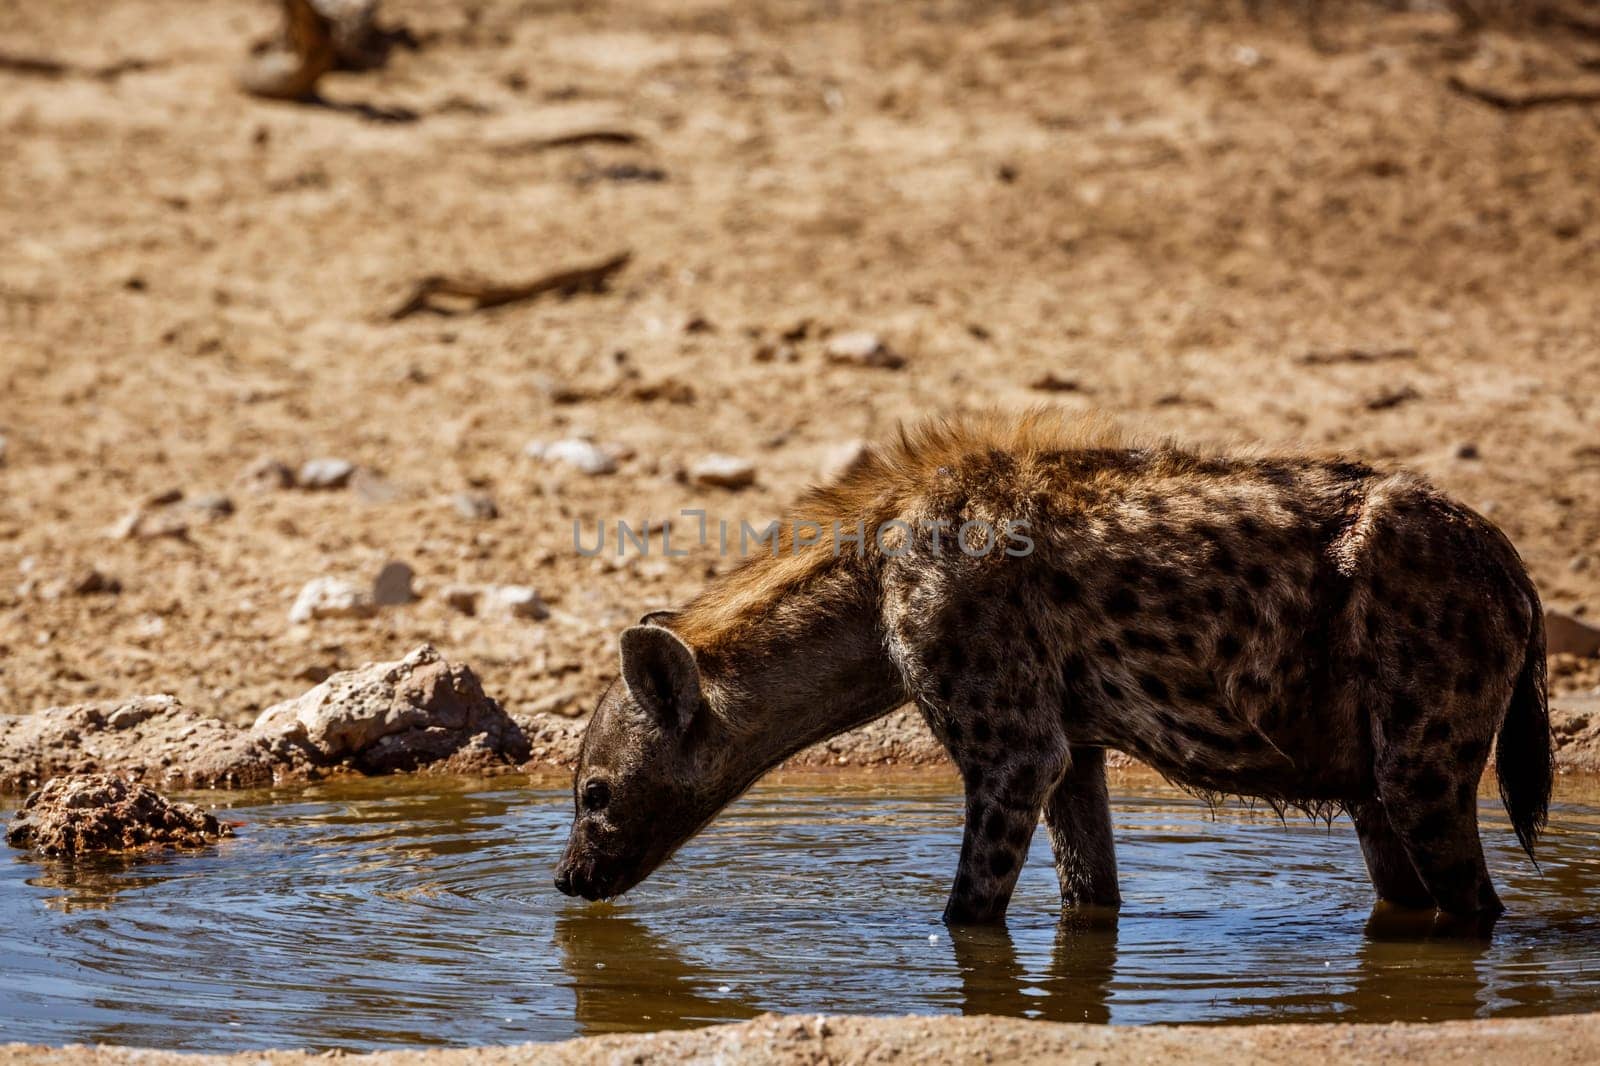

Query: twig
[[1298, 346, 1417, 366], [1447, 74, 1600, 110], [491, 130, 644, 155], [387, 251, 632, 320], [0, 51, 155, 80]]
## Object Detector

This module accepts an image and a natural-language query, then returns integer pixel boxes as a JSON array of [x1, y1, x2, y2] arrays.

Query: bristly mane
[[673, 408, 1123, 654]]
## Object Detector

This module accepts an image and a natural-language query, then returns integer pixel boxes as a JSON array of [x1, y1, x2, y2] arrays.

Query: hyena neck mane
[[665, 409, 1122, 773]]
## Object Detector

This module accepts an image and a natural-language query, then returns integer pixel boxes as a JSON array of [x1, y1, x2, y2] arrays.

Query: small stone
[[528, 690, 581, 717], [70, 568, 121, 597], [372, 561, 417, 606], [529, 438, 619, 476], [239, 457, 294, 493], [108, 508, 189, 541], [1546, 610, 1600, 658], [0, 434, 7, 465], [184, 493, 236, 520], [453, 492, 499, 521], [297, 457, 356, 490], [825, 331, 905, 369], [482, 584, 550, 621], [146, 488, 185, 507], [288, 577, 376, 624], [689, 454, 757, 490], [819, 439, 872, 482], [1455, 442, 1481, 461], [442, 584, 481, 615]]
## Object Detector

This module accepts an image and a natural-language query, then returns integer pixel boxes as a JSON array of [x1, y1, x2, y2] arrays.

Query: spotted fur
[[555, 410, 1552, 924]]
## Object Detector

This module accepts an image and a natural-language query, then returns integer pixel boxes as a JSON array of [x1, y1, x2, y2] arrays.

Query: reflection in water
[[555, 912, 762, 1035], [951, 912, 1118, 1024], [2, 775, 1600, 1051]]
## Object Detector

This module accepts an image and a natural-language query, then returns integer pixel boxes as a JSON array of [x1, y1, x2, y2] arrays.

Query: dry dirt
[[6, 1011, 1600, 1065], [2, 0, 1599, 730]]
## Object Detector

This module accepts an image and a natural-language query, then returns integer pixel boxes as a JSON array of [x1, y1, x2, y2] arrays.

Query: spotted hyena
[[555, 411, 1552, 926]]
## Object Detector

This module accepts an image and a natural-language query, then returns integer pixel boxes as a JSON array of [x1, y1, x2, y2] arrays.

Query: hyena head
[[554, 623, 718, 901]]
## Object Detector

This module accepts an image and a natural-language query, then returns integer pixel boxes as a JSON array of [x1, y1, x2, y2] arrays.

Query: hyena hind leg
[[1375, 726, 1502, 917], [1044, 746, 1121, 909], [1353, 802, 1433, 909]]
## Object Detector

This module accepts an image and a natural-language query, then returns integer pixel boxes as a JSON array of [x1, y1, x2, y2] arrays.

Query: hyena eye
[[582, 780, 611, 811]]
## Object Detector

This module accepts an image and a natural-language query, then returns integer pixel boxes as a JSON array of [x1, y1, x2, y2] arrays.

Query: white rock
[[298, 457, 355, 490], [527, 438, 618, 476], [690, 454, 756, 490], [288, 577, 376, 624], [819, 439, 872, 482], [824, 331, 905, 369], [372, 561, 417, 606], [452, 491, 498, 520], [482, 584, 550, 621]]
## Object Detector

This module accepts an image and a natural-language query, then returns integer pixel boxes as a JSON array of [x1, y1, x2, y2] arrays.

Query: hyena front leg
[[1044, 745, 1121, 909], [942, 733, 1068, 926]]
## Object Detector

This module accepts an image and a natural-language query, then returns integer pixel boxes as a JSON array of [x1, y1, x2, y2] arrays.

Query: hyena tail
[[1496, 601, 1552, 863]]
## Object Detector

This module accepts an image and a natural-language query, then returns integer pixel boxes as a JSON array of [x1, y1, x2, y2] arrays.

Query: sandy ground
[[7, 1011, 1600, 1065], [2, 0, 1599, 729]]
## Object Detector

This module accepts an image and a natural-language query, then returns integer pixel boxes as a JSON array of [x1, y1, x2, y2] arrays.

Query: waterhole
[[3, 773, 1599, 1051]]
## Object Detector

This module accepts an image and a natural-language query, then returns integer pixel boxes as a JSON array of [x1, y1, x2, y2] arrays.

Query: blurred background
[[0, 0, 1596, 724]]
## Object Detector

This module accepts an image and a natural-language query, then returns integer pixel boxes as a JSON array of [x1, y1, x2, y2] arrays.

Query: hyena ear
[[619, 625, 702, 731]]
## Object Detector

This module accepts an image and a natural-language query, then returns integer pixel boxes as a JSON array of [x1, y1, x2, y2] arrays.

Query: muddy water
[[3, 773, 1600, 1052]]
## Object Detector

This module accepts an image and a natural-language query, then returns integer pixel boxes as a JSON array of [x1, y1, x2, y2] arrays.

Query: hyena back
[[555, 411, 1552, 925]]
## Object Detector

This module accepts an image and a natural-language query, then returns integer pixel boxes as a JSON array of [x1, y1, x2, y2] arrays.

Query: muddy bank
[[4, 646, 1600, 795], [4, 1011, 1600, 1065], [5, 773, 230, 856]]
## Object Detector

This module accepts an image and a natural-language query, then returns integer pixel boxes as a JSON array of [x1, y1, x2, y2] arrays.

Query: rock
[[6, 774, 231, 857], [1547, 610, 1600, 658], [1455, 441, 1481, 461], [67, 567, 120, 597], [482, 584, 550, 620], [107, 508, 190, 542], [825, 331, 905, 369], [0, 695, 279, 794], [690, 453, 757, 490], [452, 491, 499, 521], [527, 438, 619, 476], [297, 457, 355, 490], [183, 493, 236, 521], [239, 457, 295, 493], [250, 645, 531, 774], [819, 439, 872, 482], [442, 584, 482, 615], [372, 561, 417, 606], [0, 433, 7, 465], [288, 577, 376, 624]]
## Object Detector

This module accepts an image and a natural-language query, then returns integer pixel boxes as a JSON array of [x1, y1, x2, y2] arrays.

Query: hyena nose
[[554, 866, 577, 897]]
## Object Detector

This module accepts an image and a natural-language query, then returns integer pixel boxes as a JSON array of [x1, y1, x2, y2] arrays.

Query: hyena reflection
[[555, 411, 1551, 925]]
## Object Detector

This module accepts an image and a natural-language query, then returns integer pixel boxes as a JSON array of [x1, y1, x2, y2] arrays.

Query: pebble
[[482, 584, 550, 621], [442, 584, 482, 615], [372, 561, 417, 606], [0, 434, 7, 465], [288, 577, 376, 624], [184, 493, 236, 521], [819, 439, 872, 482], [239, 457, 294, 493], [1455, 441, 1481, 460], [528, 438, 619, 476], [297, 457, 356, 490], [453, 491, 499, 521], [689, 454, 757, 490], [108, 508, 189, 542], [825, 331, 905, 369]]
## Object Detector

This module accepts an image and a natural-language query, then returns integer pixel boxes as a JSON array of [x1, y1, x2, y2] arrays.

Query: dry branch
[[387, 251, 632, 320], [1447, 73, 1600, 109]]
